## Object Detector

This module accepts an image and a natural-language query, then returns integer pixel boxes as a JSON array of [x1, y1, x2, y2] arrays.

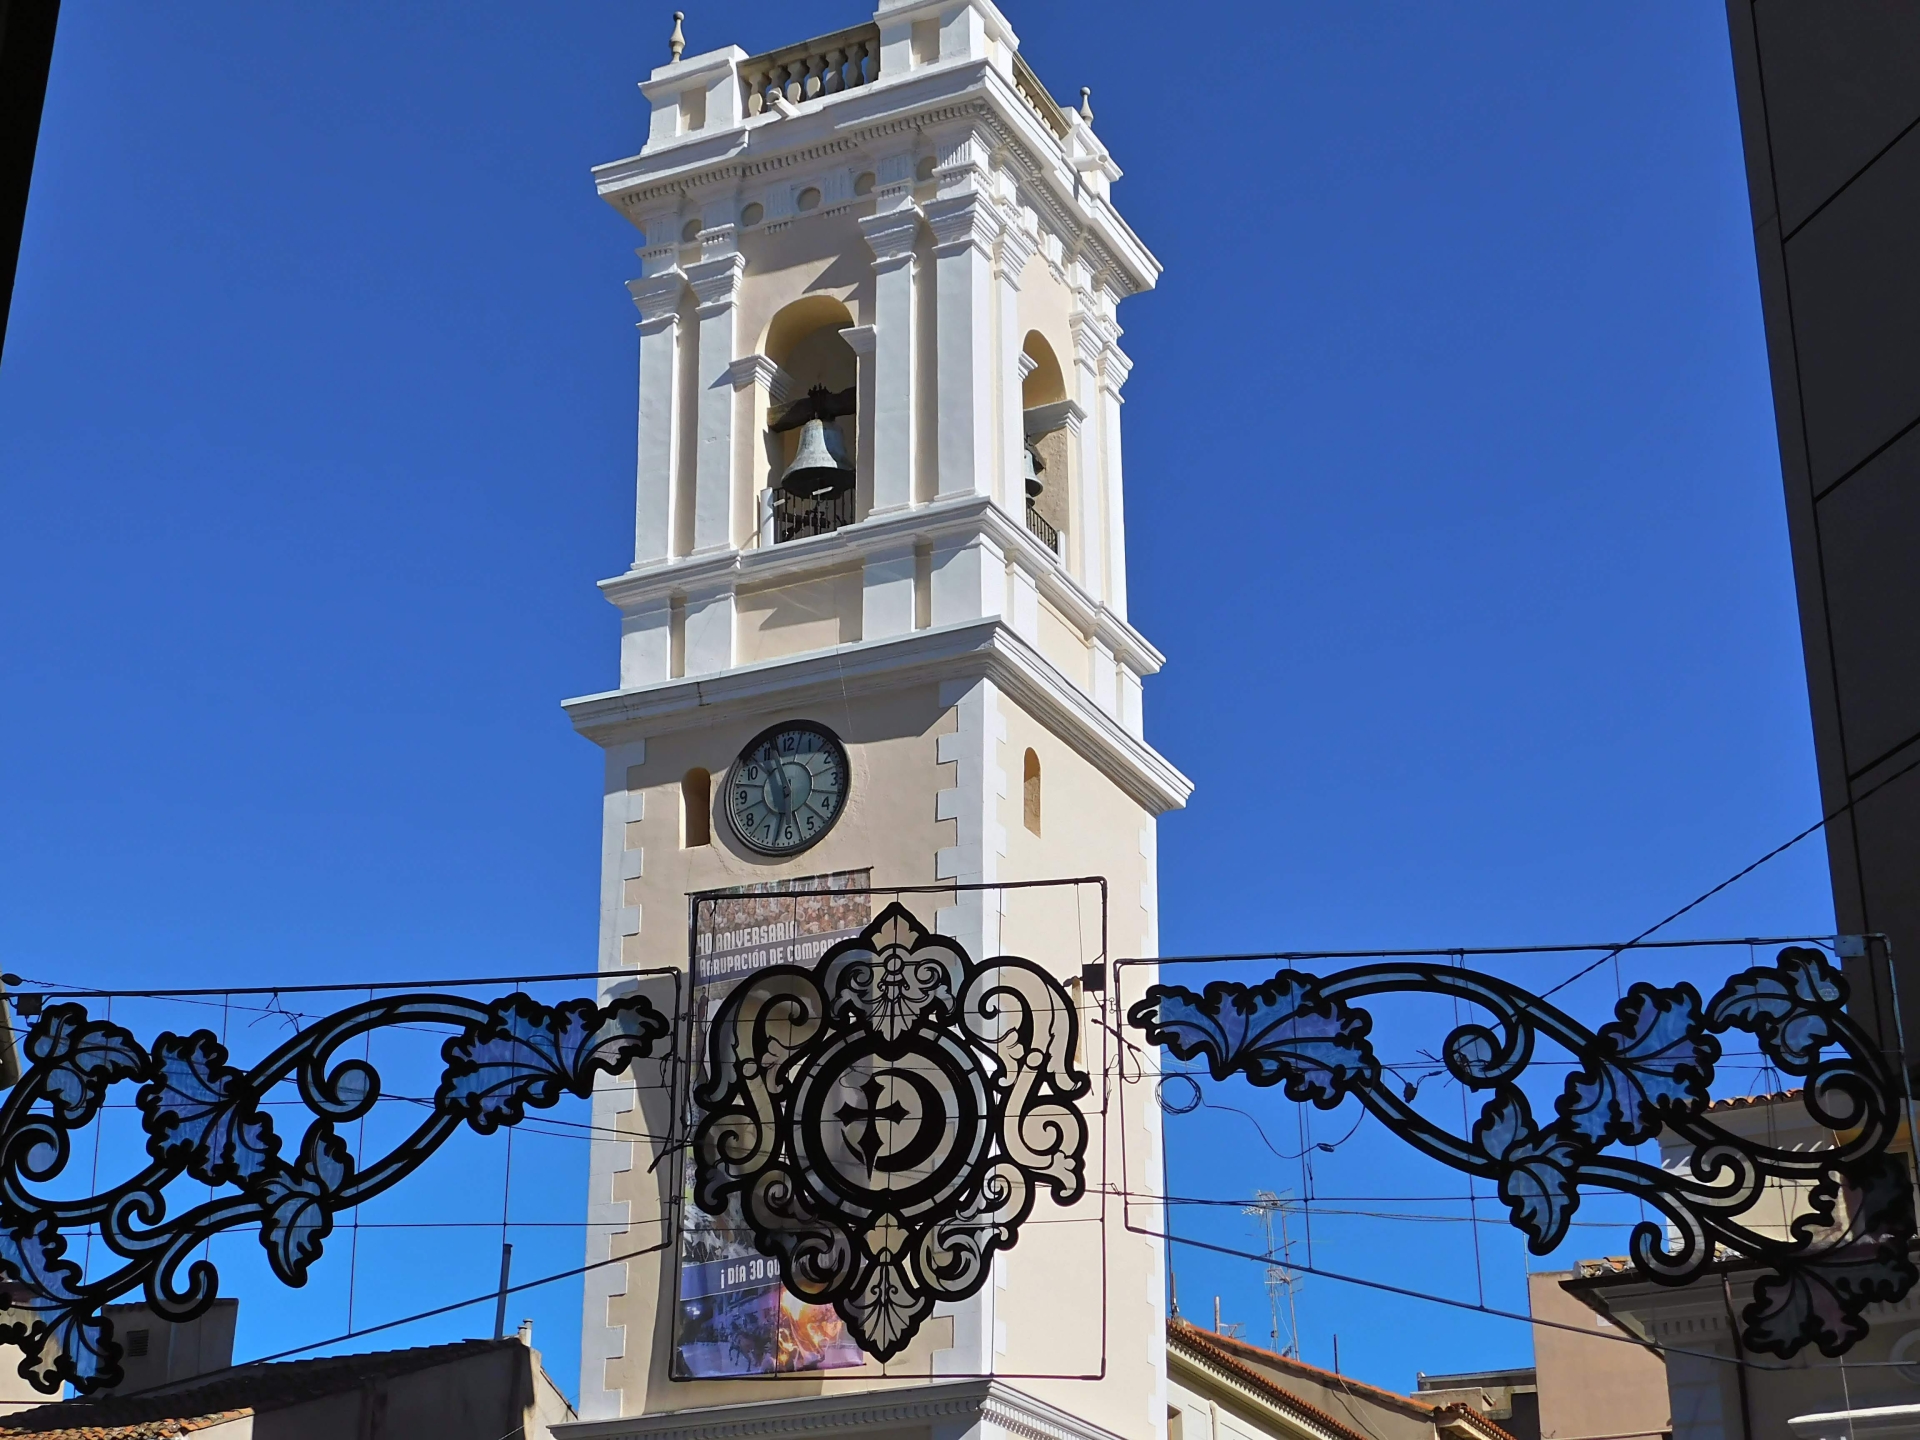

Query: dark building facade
[[1724, 3, 1920, 1051]]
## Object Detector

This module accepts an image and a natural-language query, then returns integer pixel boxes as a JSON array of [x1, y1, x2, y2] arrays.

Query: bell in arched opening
[[779, 417, 854, 497], [1022, 443, 1045, 500]]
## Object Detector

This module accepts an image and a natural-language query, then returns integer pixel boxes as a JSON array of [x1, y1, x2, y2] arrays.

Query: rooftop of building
[[0, 1337, 544, 1440], [1169, 1318, 1519, 1440], [1414, 1368, 1537, 1392]]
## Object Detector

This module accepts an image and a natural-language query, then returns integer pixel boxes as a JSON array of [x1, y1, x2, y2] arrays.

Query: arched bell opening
[[761, 297, 859, 545], [1020, 332, 1072, 555]]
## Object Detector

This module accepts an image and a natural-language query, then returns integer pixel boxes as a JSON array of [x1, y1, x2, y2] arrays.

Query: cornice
[[857, 203, 923, 263], [724, 354, 794, 400], [591, 60, 1158, 298], [594, 492, 1165, 677], [627, 271, 687, 326], [553, 1378, 1133, 1440], [562, 616, 1192, 816], [686, 252, 746, 310]]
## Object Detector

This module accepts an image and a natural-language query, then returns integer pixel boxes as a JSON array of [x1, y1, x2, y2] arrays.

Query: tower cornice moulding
[[563, 617, 1190, 816], [552, 1378, 1136, 1440], [593, 492, 1164, 677], [591, 61, 1159, 297]]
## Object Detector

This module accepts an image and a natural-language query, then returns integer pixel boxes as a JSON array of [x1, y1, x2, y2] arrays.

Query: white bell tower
[[564, 2, 1190, 1436]]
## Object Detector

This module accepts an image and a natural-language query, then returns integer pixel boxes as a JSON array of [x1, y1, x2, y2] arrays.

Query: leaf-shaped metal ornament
[[0, 985, 673, 1397], [256, 1124, 354, 1285], [1473, 1089, 1584, 1251], [24, 1007, 146, 1129], [0, 1218, 114, 1392], [1127, 973, 1376, 1104], [438, 993, 672, 1133], [1129, 944, 1913, 1360], [1558, 983, 1718, 1146], [1709, 947, 1845, 1073], [1741, 1157, 1919, 1359], [140, 1032, 281, 1185]]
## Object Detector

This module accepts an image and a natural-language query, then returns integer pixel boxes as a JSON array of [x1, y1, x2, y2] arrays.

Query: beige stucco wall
[[595, 676, 1166, 1439], [1529, 1272, 1668, 1440], [603, 681, 961, 1414], [989, 692, 1160, 1440], [736, 568, 864, 664]]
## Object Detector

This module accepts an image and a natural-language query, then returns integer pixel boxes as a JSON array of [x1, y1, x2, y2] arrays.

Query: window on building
[[1023, 749, 1041, 836], [682, 769, 711, 847], [126, 1329, 150, 1358]]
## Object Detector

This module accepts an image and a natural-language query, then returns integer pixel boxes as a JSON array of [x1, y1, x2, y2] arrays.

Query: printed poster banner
[[673, 871, 872, 1378]]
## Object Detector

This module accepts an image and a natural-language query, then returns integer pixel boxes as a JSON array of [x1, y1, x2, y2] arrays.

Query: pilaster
[[682, 580, 736, 675], [627, 269, 688, 566], [930, 528, 1007, 630], [1068, 308, 1106, 600], [685, 249, 747, 555], [725, 353, 793, 543], [1097, 337, 1133, 618], [994, 212, 1039, 515], [925, 130, 1002, 501], [618, 599, 673, 689], [858, 185, 922, 516], [862, 538, 919, 641]]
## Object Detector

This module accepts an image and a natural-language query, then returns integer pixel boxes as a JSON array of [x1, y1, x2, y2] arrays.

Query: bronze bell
[[1022, 443, 1046, 500], [779, 418, 854, 497]]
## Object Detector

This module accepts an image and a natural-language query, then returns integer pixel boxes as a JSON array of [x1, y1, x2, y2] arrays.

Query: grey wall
[[1725, 1, 1920, 1051]]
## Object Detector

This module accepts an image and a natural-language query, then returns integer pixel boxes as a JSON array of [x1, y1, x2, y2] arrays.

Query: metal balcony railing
[[771, 487, 857, 544], [1025, 503, 1059, 553]]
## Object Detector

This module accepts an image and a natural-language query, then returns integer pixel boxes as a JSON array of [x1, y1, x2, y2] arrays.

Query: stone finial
[[1079, 86, 1093, 123], [669, 11, 685, 61]]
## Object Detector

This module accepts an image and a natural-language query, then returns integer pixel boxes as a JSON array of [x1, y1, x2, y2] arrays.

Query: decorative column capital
[[1068, 310, 1108, 370], [723, 353, 795, 404], [858, 206, 923, 270], [838, 324, 878, 358], [685, 252, 746, 315], [924, 193, 1003, 260], [627, 270, 687, 332], [994, 212, 1039, 284], [1099, 343, 1133, 397]]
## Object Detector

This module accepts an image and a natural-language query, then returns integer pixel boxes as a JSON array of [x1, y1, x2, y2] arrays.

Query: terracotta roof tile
[[1705, 1089, 1802, 1113], [1168, 1319, 1517, 1440]]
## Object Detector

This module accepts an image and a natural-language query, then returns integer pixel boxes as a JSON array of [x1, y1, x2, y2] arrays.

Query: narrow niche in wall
[[682, 768, 711, 848], [1023, 749, 1042, 836]]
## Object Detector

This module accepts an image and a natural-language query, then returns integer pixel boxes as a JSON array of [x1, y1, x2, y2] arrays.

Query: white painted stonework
[[560, 4, 1190, 1438]]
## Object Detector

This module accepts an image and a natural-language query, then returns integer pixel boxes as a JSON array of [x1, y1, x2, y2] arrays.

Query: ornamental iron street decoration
[[1129, 946, 1916, 1360], [691, 903, 1089, 1360], [0, 991, 670, 1396]]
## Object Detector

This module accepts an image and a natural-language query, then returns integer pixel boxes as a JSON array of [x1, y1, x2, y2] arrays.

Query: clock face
[[724, 720, 851, 857]]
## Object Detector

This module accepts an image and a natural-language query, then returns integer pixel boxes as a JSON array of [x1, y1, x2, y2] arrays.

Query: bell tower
[[564, 2, 1190, 1435]]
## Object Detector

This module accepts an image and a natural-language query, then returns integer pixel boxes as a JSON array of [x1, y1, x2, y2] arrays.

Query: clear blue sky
[[0, 0, 1827, 1403]]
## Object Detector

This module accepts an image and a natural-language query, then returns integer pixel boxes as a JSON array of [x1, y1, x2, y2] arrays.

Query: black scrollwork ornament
[[691, 903, 1089, 1360], [0, 991, 671, 1395], [1129, 946, 1916, 1360]]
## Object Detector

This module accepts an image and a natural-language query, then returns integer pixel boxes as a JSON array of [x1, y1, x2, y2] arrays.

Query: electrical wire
[[1540, 748, 1920, 1000]]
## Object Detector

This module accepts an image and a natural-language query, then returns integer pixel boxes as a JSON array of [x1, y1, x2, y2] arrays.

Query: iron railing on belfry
[[1025, 503, 1059, 553], [772, 487, 857, 544]]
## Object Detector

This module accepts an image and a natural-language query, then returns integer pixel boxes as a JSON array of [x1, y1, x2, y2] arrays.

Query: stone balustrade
[[1012, 54, 1070, 139], [740, 24, 881, 115]]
